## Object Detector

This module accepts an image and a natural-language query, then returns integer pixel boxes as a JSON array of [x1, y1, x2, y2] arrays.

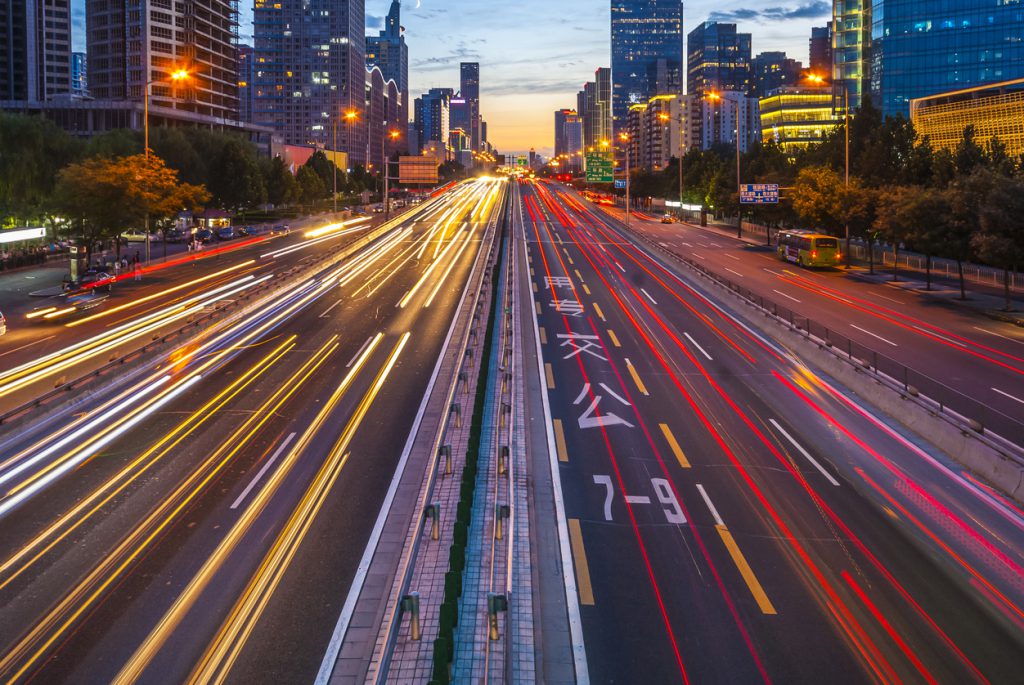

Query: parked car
[[0, 310, 6, 336], [216, 226, 237, 241], [236, 226, 250, 237], [79, 270, 115, 293], [165, 229, 188, 243], [195, 228, 215, 244], [271, 224, 291, 235]]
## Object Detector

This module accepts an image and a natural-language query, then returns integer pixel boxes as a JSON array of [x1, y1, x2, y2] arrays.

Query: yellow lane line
[[552, 419, 569, 463], [539, 326, 547, 344], [574, 269, 584, 281], [659, 423, 690, 468], [545, 363, 556, 389], [535, 301, 542, 315], [567, 519, 595, 606], [530, 267, 535, 277], [582, 284, 592, 296], [607, 329, 621, 348], [533, 282, 539, 293], [716, 525, 777, 615], [593, 302, 606, 322], [625, 358, 649, 396]]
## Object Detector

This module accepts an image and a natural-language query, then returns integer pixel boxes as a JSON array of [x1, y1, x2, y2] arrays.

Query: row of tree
[[0, 113, 378, 228], [624, 98, 1024, 307]]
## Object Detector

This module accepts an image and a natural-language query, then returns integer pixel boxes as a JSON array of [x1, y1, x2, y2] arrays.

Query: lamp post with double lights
[[707, 91, 743, 238], [383, 128, 400, 218], [333, 109, 358, 214], [618, 133, 632, 228], [143, 67, 191, 264]]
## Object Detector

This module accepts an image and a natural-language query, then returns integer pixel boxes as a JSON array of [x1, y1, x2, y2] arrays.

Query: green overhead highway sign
[[585, 151, 614, 184]]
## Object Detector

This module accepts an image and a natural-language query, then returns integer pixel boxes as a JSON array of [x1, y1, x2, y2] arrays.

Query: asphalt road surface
[[518, 180, 1024, 684]]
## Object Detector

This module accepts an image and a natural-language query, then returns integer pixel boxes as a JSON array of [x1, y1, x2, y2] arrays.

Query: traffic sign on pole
[[740, 183, 780, 204], [585, 151, 614, 184]]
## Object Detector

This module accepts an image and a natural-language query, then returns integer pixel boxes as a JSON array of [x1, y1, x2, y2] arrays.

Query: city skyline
[[161, 0, 828, 155]]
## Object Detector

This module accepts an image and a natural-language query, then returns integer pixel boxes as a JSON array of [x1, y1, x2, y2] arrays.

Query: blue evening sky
[[72, 1, 832, 154]]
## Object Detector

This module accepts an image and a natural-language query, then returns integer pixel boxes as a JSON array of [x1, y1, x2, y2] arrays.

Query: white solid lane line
[[773, 289, 801, 304], [696, 484, 724, 526], [725, 254, 741, 261], [684, 332, 713, 361], [973, 326, 1024, 346], [870, 291, 906, 305], [693, 253, 707, 260], [230, 432, 298, 510], [0, 335, 57, 359], [641, 288, 658, 305], [992, 388, 1024, 406], [768, 419, 840, 487], [850, 324, 898, 347], [319, 298, 345, 318], [346, 336, 375, 368], [726, 268, 744, 278]]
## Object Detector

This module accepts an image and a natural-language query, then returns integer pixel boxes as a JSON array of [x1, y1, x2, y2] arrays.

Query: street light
[[143, 67, 191, 264], [707, 91, 743, 239], [333, 109, 359, 214], [807, 72, 852, 266], [619, 132, 631, 228], [383, 129, 400, 219]]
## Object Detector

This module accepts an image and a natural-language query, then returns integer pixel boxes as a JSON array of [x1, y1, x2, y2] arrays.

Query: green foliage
[[262, 156, 299, 207], [296, 165, 326, 205], [207, 139, 267, 210], [0, 113, 83, 224]]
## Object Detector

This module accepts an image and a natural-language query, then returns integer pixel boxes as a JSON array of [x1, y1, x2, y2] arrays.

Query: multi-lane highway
[[0, 179, 506, 683], [518, 180, 1024, 683]]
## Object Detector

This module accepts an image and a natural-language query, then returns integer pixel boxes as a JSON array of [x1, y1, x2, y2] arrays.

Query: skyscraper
[[578, 67, 613, 150], [87, 0, 238, 121], [0, 0, 71, 101], [71, 52, 87, 96], [870, 0, 1024, 117], [460, 62, 481, 150], [366, 0, 409, 133], [809, 24, 832, 75], [238, 45, 255, 125], [254, 0, 366, 161], [687, 22, 753, 99], [554, 108, 580, 157], [752, 52, 803, 98], [610, 0, 683, 133], [832, 1, 871, 112], [414, 87, 453, 155]]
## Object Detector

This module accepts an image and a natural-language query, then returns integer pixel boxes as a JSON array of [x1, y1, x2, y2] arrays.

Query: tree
[[296, 165, 326, 207], [946, 170, 993, 299], [0, 113, 83, 225], [903, 189, 952, 290], [305, 150, 341, 195], [207, 139, 266, 210], [262, 156, 299, 207], [954, 125, 987, 176], [52, 153, 208, 250], [791, 166, 844, 233], [85, 129, 143, 159], [973, 174, 1024, 311]]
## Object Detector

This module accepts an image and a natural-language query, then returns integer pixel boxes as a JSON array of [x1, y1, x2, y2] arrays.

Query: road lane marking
[[769, 419, 840, 486], [593, 302, 606, 321], [0, 335, 57, 359], [694, 253, 707, 260], [993, 388, 1024, 405], [717, 526, 777, 615], [539, 326, 547, 344], [684, 332, 713, 360], [625, 495, 651, 504], [533, 282, 539, 293], [912, 324, 960, 345], [553, 419, 570, 462], [607, 329, 621, 347], [530, 267, 535, 276], [230, 432, 297, 509], [870, 292, 905, 305], [850, 324, 898, 347], [567, 519, 595, 606], [582, 283, 592, 295], [709, 242, 722, 248], [972, 326, 1024, 345], [545, 363, 556, 389], [614, 260, 626, 273], [641, 288, 658, 305], [725, 254, 741, 261], [625, 358, 649, 396], [772, 289, 801, 304], [575, 269, 584, 281], [659, 424, 690, 468], [681, 242, 693, 247], [346, 336, 375, 368], [535, 301, 542, 314], [725, 268, 744, 278], [696, 484, 724, 525], [320, 298, 346, 318]]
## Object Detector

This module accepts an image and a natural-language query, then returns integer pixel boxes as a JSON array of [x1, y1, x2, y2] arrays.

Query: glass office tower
[[870, 0, 1024, 117], [610, 0, 684, 133]]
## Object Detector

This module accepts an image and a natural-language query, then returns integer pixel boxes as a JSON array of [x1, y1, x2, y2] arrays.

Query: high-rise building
[[0, 0, 71, 101], [365, 65, 402, 173], [578, 67, 612, 150], [254, 0, 366, 161], [610, 0, 683, 133], [751, 52, 803, 98], [71, 52, 87, 96], [366, 0, 409, 137], [624, 93, 695, 172], [238, 45, 254, 124], [809, 24, 832, 75], [701, 91, 760, 153], [911, 78, 1024, 160], [832, 1, 871, 113], [687, 22, 753, 99], [87, 0, 238, 121], [554, 108, 576, 157], [414, 87, 453, 156], [759, 85, 838, 154], [870, 0, 1024, 118], [460, 62, 481, 150]]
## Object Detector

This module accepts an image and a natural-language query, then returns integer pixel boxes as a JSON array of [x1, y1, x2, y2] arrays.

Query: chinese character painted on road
[[574, 382, 634, 430], [551, 300, 584, 317], [545, 276, 574, 290], [557, 333, 607, 361]]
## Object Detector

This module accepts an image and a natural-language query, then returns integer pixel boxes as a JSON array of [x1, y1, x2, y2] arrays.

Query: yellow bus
[[777, 230, 842, 268]]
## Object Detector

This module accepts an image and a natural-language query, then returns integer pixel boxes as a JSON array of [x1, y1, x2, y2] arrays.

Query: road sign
[[740, 183, 779, 204], [614, 179, 627, 189], [585, 151, 614, 184]]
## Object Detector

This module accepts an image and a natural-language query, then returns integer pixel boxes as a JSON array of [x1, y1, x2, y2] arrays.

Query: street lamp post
[[334, 110, 358, 215], [143, 68, 190, 264], [619, 133, 631, 228], [383, 129, 400, 219], [707, 92, 743, 239]]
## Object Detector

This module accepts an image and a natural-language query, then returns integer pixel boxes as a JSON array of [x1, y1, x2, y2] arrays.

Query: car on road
[[0, 310, 6, 336], [271, 224, 291, 235], [660, 214, 674, 224], [77, 270, 114, 293]]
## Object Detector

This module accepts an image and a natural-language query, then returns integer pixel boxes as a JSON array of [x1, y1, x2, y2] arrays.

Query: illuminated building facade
[[910, 78, 1024, 159], [870, 0, 1024, 117], [366, 0, 409, 134], [759, 85, 838, 154], [832, 0, 871, 112], [0, 0, 71, 101], [687, 22, 753, 98], [610, 0, 684, 133]]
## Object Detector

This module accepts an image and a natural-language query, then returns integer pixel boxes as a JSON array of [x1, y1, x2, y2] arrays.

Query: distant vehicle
[[78, 270, 114, 293], [216, 226, 237, 240], [165, 229, 188, 243], [0, 310, 6, 336], [777, 230, 842, 268], [271, 224, 291, 235], [372, 204, 385, 213], [195, 228, 215, 243], [660, 214, 674, 224]]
